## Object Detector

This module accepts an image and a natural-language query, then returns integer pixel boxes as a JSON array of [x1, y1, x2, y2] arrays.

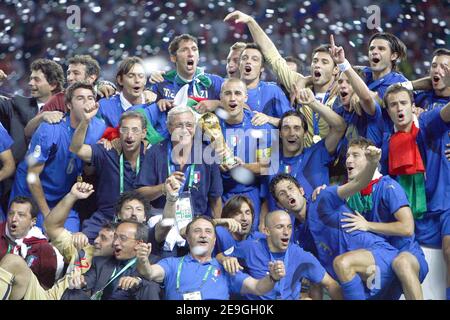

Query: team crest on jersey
[[284, 165, 291, 174], [213, 268, 221, 278], [26, 255, 37, 267], [33, 145, 41, 158]]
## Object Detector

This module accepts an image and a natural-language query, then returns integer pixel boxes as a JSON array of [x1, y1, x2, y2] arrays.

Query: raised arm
[[329, 35, 376, 116], [224, 11, 311, 95], [296, 87, 346, 154], [44, 182, 94, 241], [240, 260, 285, 296], [439, 65, 450, 123], [69, 102, 99, 163], [337, 146, 381, 200], [154, 175, 181, 243], [136, 242, 165, 283]]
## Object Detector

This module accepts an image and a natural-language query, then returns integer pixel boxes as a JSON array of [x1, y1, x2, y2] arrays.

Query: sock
[[341, 275, 367, 300], [446, 287, 450, 301], [0, 267, 14, 300]]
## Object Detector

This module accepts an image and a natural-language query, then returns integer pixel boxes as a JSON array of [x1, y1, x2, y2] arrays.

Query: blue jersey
[[10, 117, 106, 204], [97, 94, 147, 128], [219, 109, 275, 194], [90, 143, 145, 220], [333, 100, 384, 147], [151, 70, 223, 101], [308, 186, 398, 280], [363, 67, 408, 133], [261, 139, 333, 211], [224, 237, 326, 300], [414, 90, 450, 111], [158, 254, 247, 300], [214, 226, 265, 254], [135, 140, 223, 216], [140, 103, 169, 140], [0, 123, 13, 219], [380, 107, 450, 213], [246, 81, 291, 118]]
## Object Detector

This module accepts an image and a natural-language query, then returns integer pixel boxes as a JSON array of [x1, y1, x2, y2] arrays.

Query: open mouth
[[133, 86, 142, 92], [187, 59, 195, 69], [347, 166, 354, 174], [398, 113, 405, 121], [314, 70, 321, 78], [286, 138, 297, 144], [371, 58, 380, 64], [433, 76, 440, 83], [340, 91, 349, 98], [289, 198, 296, 206], [280, 237, 289, 245], [244, 65, 252, 73], [125, 139, 134, 146], [197, 239, 208, 246], [229, 102, 237, 110], [241, 223, 249, 230], [114, 248, 122, 256], [9, 224, 17, 232]]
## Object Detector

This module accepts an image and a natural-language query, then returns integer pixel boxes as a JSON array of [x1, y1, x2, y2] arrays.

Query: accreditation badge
[[183, 291, 202, 300], [312, 135, 322, 144], [175, 191, 194, 231]]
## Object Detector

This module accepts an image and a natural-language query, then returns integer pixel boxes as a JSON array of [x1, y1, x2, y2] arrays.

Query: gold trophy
[[198, 112, 237, 167]]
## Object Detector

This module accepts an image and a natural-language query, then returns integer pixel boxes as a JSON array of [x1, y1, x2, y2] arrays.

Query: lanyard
[[119, 153, 140, 194], [167, 143, 195, 194], [268, 246, 289, 300], [101, 258, 136, 293], [176, 255, 213, 292]]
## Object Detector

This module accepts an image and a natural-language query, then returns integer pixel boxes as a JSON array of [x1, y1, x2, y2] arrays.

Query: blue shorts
[[415, 209, 450, 248], [366, 245, 400, 300], [222, 188, 261, 232], [402, 244, 429, 283]]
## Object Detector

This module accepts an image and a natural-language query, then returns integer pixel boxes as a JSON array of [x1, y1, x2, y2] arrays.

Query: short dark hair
[[9, 196, 39, 219], [119, 111, 147, 130], [67, 55, 101, 82], [117, 220, 149, 242], [115, 190, 151, 222], [101, 222, 117, 233], [383, 83, 413, 109], [269, 173, 302, 202], [65, 81, 96, 105], [221, 195, 254, 220], [116, 56, 145, 90], [185, 215, 215, 237], [279, 109, 308, 132], [285, 56, 302, 72], [368, 33, 407, 70], [30, 58, 65, 93], [168, 34, 198, 56], [241, 43, 265, 65], [312, 44, 335, 66], [432, 48, 450, 59]]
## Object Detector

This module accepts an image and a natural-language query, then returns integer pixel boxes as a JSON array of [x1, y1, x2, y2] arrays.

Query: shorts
[[415, 209, 450, 248]]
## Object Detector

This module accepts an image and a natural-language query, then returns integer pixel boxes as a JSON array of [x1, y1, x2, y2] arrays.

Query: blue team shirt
[[214, 226, 265, 254], [380, 107, 450, 213], [0, 123, 13, 219], [158, 254, 247, 300], [224, 237, 326, 300], [333, 100, 384, 147], [219, 109, 275, 194], [414, 90, 450, 111], [97, 94, 147, 128], [246, 81, 291, 118], [307, 186, 398, 279], [363, 67, 408, 133], [135, 139, 223, 216], [10, 117, 106, 203], [140, 103, 169, 140], [152, 72, 223, 101], [261, 139, 333, 211], [90, 143, 145, 220]]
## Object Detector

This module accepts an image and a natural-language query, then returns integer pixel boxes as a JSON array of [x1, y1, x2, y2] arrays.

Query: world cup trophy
[[198, 112, 237, 167]]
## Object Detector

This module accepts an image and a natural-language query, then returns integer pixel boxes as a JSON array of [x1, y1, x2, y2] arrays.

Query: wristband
[[338, 59, 351, 72], [399, 81, 413, 91], [269, 274, 279, 283]]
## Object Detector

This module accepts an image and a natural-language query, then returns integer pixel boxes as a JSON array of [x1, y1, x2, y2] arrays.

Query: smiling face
[[280, 115, 305, 157], [7, 202, 36, 240], [93, 228, 115, 257], [430, 54, 450, 92], [337, 73, 354, 107], [186, 218, 216, 258], [239, 48, 264, 87], [264, 211, 292, 253], [67, 87, 96, 122], [273, 179, 306, 214], [345, 145, 368, 181], [119, 117, 146, 154], [368, 38, 397, 75], [171, 39, 199, 80], [118, 199, 146, 223], [112, 222, 141, 260], [168, 111, 196, 146], [385, 90, 414, 132], [117, 63, 146, 101], [28, 69, 54, 102], [231, 201, 253, 237], [220, 79, 247, 120], [67, 63, 88, 86], [311, 51, 337, 89]]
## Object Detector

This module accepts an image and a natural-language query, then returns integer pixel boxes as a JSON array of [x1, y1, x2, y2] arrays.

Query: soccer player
[[0, 123, 15, 221], [226, 42, 246, 79]]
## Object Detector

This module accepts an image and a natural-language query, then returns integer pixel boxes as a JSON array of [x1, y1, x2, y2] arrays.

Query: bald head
[[265, 210, 290, 228]]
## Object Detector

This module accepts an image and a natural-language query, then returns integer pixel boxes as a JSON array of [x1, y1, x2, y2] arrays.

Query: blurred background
[[0, 0, 448, 96]]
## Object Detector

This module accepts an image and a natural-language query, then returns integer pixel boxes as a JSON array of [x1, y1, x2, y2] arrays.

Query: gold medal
[[77, 175, 83, 183], [312, 135, 322, 144]]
